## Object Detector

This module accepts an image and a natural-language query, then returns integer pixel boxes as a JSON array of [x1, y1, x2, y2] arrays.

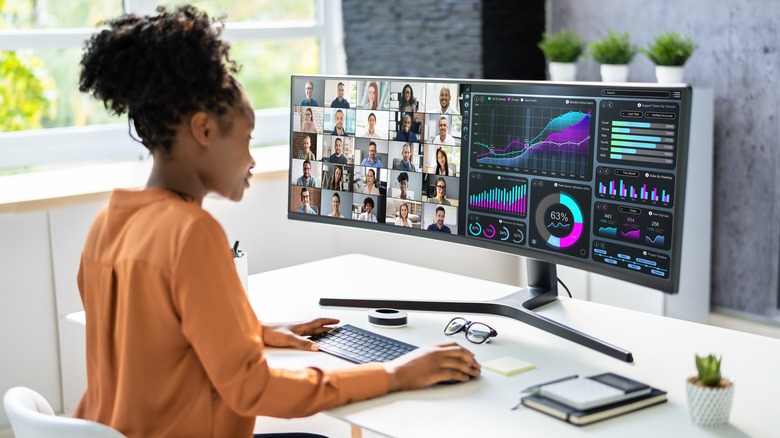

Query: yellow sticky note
[[482, 356, 536, 376]]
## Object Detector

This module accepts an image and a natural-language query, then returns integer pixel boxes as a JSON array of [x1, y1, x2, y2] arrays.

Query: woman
[[361, 168, 380, 195], [363, 81, 379, 110], [394, 202, 413, 228], [327, 192, 343, 217], [394, 113, 418, 142], [74, 6, 478, 437], [328, 165, 344, 191], [297, 134, 315, 160], [435, 147, 454, 176], [399, 84, 418, 112], [431, 177, 452, 205], [301, 107, 316, 133]]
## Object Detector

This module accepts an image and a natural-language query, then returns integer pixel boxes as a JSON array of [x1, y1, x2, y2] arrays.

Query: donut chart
[[534, 192, 584, 248], [467, 215, 526, 246]]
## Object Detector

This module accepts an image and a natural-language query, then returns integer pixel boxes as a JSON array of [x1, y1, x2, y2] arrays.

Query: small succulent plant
[[538, 30, 584, 63], [641, 31, 697, 66], [588, 30, 638, 65], [695, 354, 723, 387]]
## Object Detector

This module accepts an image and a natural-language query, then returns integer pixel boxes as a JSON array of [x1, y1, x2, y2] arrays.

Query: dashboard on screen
[[287, 76, 691, 293]]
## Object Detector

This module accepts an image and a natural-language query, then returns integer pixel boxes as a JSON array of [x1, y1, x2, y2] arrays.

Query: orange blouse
[[74, 189, 388, 437]]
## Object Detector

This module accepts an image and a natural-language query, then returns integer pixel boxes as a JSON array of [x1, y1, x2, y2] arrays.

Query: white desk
[[248, 254, 775, 437], [69, 254, 775, 437]]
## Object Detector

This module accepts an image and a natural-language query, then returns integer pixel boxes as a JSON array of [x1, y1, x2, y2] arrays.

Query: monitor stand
[[320, 258, 633, 362]]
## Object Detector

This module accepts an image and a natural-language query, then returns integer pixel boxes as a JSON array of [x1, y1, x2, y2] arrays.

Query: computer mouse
[[438, 375, 478, 385]]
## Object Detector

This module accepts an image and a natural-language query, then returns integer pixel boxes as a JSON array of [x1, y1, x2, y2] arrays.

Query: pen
[[520, 374, 579, 394]]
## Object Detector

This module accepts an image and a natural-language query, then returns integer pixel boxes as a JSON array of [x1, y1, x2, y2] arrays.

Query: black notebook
[[521, 387, 667, 426]]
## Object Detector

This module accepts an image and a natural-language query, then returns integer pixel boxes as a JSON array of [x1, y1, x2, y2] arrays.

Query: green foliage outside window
[[0, 50, 56, 131], [1, 0, 318, 133]]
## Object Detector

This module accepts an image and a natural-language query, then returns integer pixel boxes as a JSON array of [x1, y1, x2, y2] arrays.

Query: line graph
[[470, 99, 594, 179]]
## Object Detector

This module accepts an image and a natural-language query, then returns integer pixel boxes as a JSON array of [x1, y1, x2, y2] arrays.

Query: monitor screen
[[288, 76, 691, 293]]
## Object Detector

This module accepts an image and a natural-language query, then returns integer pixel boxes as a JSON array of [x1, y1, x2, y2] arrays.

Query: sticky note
[[482, 356, 536, 376]]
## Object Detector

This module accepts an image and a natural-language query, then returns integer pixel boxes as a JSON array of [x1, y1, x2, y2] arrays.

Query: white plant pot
[[655, 65, 685, 84], [686, 379, 734, 427], [600, 64, 629, 82], [548, 62, 577, 81]]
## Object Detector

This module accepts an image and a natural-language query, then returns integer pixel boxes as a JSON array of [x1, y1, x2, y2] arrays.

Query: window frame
[[0, 0, 345, 172]]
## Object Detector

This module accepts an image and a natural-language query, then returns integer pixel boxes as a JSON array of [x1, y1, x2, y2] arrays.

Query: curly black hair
[[79, 5, 242, 153]]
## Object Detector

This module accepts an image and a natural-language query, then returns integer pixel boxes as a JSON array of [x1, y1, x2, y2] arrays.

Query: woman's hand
[[262, 317, 340, 351], [383, 342, 481, 390]]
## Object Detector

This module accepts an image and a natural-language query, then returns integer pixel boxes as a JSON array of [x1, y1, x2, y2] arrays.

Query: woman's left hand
[[262, 317, 340, 351]]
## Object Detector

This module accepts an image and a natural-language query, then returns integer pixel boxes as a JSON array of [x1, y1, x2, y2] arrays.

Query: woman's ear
[[190, 111, 212, 146]]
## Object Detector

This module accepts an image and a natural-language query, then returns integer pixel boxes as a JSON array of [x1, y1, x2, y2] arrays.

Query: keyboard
[[310, 324, 418, 364]]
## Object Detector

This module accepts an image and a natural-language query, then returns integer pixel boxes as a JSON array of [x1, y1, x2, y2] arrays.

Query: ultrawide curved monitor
[[287, 76, 691, 293]]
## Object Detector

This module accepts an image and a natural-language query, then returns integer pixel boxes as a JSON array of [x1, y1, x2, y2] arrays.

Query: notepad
[[482, 356, 535, 376]]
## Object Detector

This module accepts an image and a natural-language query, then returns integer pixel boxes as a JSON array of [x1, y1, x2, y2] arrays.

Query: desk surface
[[248, 254, 775, 437]]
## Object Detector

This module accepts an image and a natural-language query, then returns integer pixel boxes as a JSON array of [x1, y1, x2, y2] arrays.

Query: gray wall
[[342, 0, 482, 78], [547, 0, 780, 320]]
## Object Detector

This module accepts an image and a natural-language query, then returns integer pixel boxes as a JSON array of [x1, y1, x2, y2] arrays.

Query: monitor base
[[319, 289, 634, 363]]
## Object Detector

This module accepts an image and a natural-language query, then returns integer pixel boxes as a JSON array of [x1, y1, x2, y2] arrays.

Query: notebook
[[522, 387, 667, 426]]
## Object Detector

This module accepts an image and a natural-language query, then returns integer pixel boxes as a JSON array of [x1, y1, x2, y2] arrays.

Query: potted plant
[[538, 29, 584, 81], [641, 31, 697, 83], [587, 30, 637, 82], [686, 354, 734, 427]]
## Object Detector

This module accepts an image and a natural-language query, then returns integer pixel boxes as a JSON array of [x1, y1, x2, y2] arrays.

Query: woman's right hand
[[383, 343, 480, 391]]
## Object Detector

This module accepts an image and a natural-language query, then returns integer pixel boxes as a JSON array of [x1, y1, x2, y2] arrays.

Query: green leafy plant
[[695, 354, 723, 387], [538, 30, 584, 63], [588, 30, 638, 65], [641, 31, 697, 66], [0, 50, 56, 131]]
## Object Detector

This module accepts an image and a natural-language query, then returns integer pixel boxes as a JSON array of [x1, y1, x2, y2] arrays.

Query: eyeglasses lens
[[444, 318, 466, 335], [466, 323, 492, 343]]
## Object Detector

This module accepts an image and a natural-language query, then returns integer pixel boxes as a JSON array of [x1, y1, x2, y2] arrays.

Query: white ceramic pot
[[686, 378, 734, 427], [655, 65, 685, 84], [600, 64, 629, 82], [548, 62, 577, 81]]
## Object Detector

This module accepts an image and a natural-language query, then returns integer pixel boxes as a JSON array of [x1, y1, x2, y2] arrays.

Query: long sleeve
[[174, 218, 389, 419]]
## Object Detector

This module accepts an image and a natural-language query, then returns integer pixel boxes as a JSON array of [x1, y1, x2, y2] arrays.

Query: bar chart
[[597, 102, 680, 170], [595, 167, 675, 207], [467, 172, 527, 218]]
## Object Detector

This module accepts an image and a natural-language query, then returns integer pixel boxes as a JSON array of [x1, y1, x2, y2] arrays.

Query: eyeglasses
[[436, 185, 446, 189], [444, 317, 497, 344]]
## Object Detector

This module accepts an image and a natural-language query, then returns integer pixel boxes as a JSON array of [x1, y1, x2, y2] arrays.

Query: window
[[0, 0, 344, 175]]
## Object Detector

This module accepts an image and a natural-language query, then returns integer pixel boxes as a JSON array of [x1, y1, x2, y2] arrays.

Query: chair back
[[3, 387, 126, 438]]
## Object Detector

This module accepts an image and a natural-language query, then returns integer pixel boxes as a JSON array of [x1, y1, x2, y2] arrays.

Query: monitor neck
[[527, 258, 558, 296]]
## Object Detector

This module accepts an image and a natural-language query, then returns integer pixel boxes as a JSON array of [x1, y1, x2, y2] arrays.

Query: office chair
[[3, 386, 126, 438]]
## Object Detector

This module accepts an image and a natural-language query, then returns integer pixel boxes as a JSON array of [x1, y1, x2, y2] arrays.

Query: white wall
[[0, 210, 61, 428]]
